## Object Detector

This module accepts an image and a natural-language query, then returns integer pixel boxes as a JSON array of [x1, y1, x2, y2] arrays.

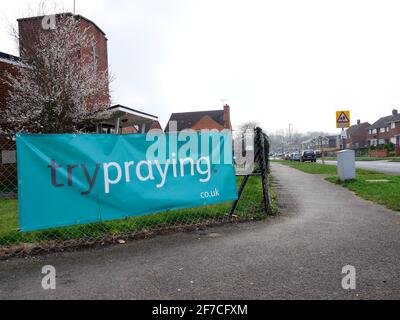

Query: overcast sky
[[2, 0, 400, 134]]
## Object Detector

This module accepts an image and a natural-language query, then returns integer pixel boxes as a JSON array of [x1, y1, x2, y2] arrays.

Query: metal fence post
[[256, 127, 272, 214], [230, 127, 272, 217]]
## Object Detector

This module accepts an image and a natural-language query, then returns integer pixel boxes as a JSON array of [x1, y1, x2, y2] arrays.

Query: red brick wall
[[369, 150, 389, 157], [78, 17, 110, 107], [347, 123, 370, 148], [191, 116, 225, 131], [367, 131, 391, 144], [18, 14, 110, 107], [18, 17, 42, 59], [223, 105, 232, 130], [390, 122, 400, 140]]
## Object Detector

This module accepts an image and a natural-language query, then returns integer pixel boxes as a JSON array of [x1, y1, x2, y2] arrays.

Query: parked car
[[290, 153, 301, 162], [282, 153, 290, 160], [314, 150, 322, 158], [301, 150, 317, 163]]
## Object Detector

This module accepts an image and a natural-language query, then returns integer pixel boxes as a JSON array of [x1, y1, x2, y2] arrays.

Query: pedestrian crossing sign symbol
[[336, 111, 351, 128]]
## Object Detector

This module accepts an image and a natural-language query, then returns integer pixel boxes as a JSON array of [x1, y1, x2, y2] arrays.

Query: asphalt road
[[1, 163, 399, 300], [321, 160, 400, 175]]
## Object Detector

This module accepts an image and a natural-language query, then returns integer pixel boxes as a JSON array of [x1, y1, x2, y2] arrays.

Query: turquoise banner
[[16, 132, 238, 232]]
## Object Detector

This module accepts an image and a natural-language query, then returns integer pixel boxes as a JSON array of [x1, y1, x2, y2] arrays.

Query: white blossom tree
[[4, 14, 112, 134]]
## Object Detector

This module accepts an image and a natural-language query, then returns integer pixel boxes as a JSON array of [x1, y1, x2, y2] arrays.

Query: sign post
[[336, 111, 351, 149]]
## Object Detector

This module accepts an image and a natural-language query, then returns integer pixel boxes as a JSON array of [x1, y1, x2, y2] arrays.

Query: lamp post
[[319, 136, 326, 165]]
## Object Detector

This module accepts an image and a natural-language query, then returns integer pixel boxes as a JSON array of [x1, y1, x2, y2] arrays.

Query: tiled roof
[[165, 109, 224, 132], [346, 122, 370, 135], [368, 115, 394, 130]]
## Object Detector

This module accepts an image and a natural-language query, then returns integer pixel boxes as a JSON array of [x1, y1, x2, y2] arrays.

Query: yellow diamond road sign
[[336, 111, 350, 129]]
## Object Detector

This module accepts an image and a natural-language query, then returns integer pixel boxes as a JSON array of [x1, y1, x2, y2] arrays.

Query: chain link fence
[[0, 130, 277, 259], [0, 136, 17, 200]]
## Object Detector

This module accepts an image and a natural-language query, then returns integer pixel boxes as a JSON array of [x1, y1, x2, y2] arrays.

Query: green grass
[[320, 156, 400, 162], [0, 176, 278, 247], [326, 173, 400, 211], [322, 157, 337, 161], [0, 200, 18, 236], [271, 160, 338, 174], [272, 159, 400, 212]]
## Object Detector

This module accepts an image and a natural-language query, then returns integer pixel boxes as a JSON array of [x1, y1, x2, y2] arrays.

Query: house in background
[[387, 110, 400, 152], [345, 120, 370, 150], [367, 109, 400, 147], [164, 105, 232, 132], [301, 135, 340, 153]]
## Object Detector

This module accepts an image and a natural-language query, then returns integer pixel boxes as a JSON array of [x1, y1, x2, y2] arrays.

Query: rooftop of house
[[165, 109, 225, 132], [346, 121, 370, 135], [0, 51, 24, 67], [109, 105, 158, 120], [325, 135, 339, 140], [369, 110, 399, 130]]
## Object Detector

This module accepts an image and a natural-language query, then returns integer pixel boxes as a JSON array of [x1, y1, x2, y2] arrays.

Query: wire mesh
[[0, 130, 275, 258]]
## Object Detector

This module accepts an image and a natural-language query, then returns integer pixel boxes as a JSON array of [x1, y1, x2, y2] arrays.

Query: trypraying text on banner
[[16, 132, 238, 232]]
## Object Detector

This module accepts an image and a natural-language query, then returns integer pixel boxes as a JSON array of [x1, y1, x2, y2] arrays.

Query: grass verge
[[271, 160, 337, 174], [0, 176, 278, 248], [272, 159, 400, 212], [320, 156, 400, 162], [326, 173, 400, 211]]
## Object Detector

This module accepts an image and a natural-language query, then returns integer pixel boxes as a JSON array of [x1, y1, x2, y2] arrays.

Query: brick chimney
[[223, 104, 232, 130], [393, 109, 398, 116], [357, 119, 361, 125]]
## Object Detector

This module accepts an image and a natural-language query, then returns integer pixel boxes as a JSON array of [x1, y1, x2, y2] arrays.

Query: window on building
[[391, 122, 396, 129], [380, 128, 386, 133], [373, 129, 377, 134]]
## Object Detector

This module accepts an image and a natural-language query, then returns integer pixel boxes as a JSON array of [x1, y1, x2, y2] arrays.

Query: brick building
[[0, 52, 22, 196], [0, 52, 24, 130], [345, 120, 371, 150], [164, 105, 232, 132], [367, 109, 400, 148], [1, 13, 162, 196], [17, 13, 110, 108], [0, 12, 161, 135]]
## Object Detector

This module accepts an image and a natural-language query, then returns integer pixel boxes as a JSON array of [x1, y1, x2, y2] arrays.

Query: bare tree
[[235, 121, 260, 138], [3, 13, 111, 134]]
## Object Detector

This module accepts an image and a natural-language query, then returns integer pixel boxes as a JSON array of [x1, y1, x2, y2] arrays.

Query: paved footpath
[[1, 164, 399, 300]]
